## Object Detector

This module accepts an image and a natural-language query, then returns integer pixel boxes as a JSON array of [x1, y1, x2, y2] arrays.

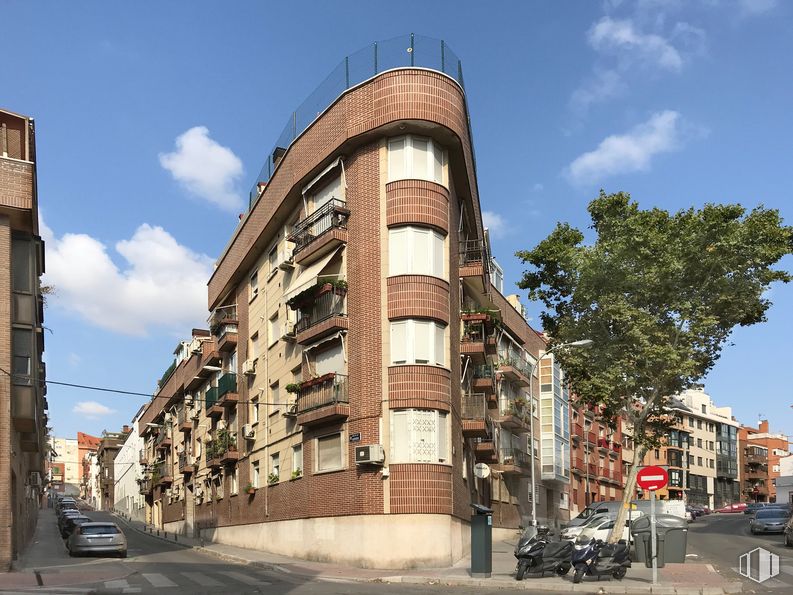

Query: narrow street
[[688, 513, 793, 592], [9, 509, 492, 594]]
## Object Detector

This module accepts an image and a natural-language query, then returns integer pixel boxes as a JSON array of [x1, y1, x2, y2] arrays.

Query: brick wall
[[387, 276, 450, 323]]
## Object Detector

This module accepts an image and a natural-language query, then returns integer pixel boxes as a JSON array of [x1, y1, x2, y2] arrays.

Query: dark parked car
[[750, 509, 788, 534], [57, 510, 83, 534], [744, 502, 767, 515], [61, 515, 92, 539], [67, 523, 127, 558]]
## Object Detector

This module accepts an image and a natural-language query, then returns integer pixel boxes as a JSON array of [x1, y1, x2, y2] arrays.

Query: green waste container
[[630, 513, 688, 567]]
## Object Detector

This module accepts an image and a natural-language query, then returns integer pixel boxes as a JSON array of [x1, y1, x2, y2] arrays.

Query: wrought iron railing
[[499, 448, 529, 468], [295, 288, 346, 334], [459, 239, 490, 270], [297, 373, 349, 413], [288, 199, 349, 254], [499, 354, 533, 380], [462, 392, 486, 420]]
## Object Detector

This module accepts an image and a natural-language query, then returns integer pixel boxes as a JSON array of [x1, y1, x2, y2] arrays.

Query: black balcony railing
[[297, 373, 349, 414], [499, 448, 529, 468], [209, 305, 237, 335], [295, 288, 346, 334], [288, 199, 349, 255], [205, 387, 219, 410], [158, 359, 176, 388], [473, 364, 495, 379], [462, 392, 486, 420], [459, 239, 490, 272]]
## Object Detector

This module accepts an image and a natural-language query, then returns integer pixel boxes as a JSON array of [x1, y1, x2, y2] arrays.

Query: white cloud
[[588, 17, 684, 71], [41, 219, 214, 337], [532, 183, 544, 192], [566, 110, 682, 184], [570, 69, 626, 114], [159, 126, 244, 212], [738, 0, 777, 15], [482, 211, 507, 239], [73, 401, 115, 418]]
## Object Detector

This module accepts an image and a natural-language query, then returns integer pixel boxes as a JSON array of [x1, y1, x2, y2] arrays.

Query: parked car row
[[54, 495, 127, 558]]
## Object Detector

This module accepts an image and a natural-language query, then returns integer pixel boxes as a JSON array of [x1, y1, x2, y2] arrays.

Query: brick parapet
[[388, 365, 451, 411], [386, 275, 450, 324], [385, 179, 450, 233]]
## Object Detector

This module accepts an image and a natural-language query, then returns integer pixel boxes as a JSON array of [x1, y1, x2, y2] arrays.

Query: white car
[[560, 513, 612, 541], [576, 516, 632, 543]]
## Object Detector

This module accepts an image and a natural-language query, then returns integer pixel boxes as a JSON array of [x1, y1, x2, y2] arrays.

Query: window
[[293, 445, 303, 476], [697, 438, 702, 448], [316, 433, 343, 472], [251, 396, 259, 424], [701, 404, 707, 414], [252, 461, 260, 488], [654, 449, 660, 459], [12, 329, 32, 383], [270, 382, 280, 408], [697, 420, 702, 429], [311, 175, 343, 212], [249, 270, 259, 300], [688, 417, 694, 427], [12, 237, 33, 293], [229, 467, 238, 495], [697, 456, 703, 466], [388, 136, 444, 184], [270, 453, 280, 482], [268, 244, 279, 276], [390, 409, 450, 463], [390, 320, 446, 366], [250, 332, 258, 361], [388, 226, 445, 278], [268, 312, 280, 346], [214, 474, 223, 499]]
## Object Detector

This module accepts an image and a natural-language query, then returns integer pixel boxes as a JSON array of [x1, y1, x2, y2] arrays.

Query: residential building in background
[[0, 107, 47, 570], [113, 410, 146, 522], [48, 437, 79, 495], [740, 420, 792, 503], [134, 35, 575, 569], [96, 428, 130, 511], [77, 432, 100, 500]]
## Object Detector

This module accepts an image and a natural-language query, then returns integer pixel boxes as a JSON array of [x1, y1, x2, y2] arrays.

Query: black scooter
[[571, 537, 631, 583], [514, 526, 573, 580]]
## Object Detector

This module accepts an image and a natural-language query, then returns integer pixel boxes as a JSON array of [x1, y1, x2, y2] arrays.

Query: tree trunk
[[607, 443, 648, 544]]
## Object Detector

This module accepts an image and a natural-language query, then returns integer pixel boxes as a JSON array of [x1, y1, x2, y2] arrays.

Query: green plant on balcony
[[150, 470, 161, 485], [285, 383, 301, 394], [216, 428, 237, 453], [291, 468, 302, 480], [244, 482, 256, 495], [268, 472, 279, 485]]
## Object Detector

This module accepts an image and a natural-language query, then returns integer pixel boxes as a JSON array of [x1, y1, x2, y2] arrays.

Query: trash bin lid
[[630, 513, 688, 533], [470, 503, 493, 515]]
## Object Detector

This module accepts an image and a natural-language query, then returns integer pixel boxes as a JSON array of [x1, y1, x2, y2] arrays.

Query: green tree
[[517, 191, 792, 542]]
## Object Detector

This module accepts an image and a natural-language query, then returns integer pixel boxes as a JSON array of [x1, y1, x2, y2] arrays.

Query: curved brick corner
[[390, 463, 452, 514], [386, 180, 450, 233], [388, 365, 451, 411], [387, 275, 450, 324]]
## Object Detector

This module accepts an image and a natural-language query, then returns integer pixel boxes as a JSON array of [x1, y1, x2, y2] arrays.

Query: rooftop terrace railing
[[248, 34, 467, 208]]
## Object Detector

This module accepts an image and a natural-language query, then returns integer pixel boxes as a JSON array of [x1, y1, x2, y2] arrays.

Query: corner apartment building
[[0, 108, 47, 570], [77, 432, 100, 499], [96, 429, 129, 511], [739, 420, 791, 503], [136, 35, 570, 568]]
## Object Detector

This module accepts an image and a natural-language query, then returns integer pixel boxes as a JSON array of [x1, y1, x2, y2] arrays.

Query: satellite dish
[[474, 463, 491, 479]]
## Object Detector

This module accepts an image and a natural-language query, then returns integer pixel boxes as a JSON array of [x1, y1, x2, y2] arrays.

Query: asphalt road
[[687, 512, 793, 592], [13, 509, 483, 595]]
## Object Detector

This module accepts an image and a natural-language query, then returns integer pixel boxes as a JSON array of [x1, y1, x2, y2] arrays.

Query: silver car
[[67, 522, 127, 557], [749, 509, 788, 534]]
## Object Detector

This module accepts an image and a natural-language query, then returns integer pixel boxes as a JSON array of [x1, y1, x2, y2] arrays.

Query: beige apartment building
[[0, 108, 47, 569], [137, 35, 569, 568], [48, 437, 80, 495]]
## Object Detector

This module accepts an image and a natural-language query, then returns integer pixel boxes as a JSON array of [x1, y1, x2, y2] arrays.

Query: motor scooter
[[571, 538, 631, 583], [514, 526, 573, 580]]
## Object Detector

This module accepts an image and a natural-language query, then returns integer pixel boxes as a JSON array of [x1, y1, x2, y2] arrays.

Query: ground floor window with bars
[[390, 409, 449, 463]]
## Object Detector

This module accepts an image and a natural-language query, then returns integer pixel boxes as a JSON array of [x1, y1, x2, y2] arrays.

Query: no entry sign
[[636, 465, 668, 491]]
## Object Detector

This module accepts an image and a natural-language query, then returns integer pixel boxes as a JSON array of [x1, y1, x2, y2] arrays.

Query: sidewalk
[[113, 512, 743, 594]]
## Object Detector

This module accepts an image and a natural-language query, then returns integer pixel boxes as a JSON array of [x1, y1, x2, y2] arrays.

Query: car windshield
[[756, 510, 787, 519], [80, 525, 121, 535]]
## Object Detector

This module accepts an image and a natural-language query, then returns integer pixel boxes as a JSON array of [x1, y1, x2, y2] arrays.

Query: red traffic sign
[[636, 466, 668, 491]]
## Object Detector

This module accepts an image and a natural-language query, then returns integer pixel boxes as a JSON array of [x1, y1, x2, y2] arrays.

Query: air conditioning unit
[[282, 398, 298, 417], [190, 406, 200, 420], [242, 359, 257, 376], [184, 393, 194, 406], [189, 338, 203, 355], [164, 412, 173, 423], [278, 250, 295, 271], [242, 424, 255, 440], [355, 444, 385, 466], [29, 471, 41, 487], [282, 322, 297, 342], [165, 488, 172, 497]]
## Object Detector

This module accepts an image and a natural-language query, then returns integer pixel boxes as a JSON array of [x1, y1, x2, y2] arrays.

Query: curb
[[111, 513, 191, 551]]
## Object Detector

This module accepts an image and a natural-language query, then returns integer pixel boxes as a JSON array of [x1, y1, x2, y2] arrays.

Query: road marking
[[218, 571, 270, 585], [182, 572, 224, 587], [142, 573, 178, 587], [105, 579, 130, 589]]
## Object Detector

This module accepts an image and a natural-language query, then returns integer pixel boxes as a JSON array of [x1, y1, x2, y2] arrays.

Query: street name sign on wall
[[636, 466, 669, 492]]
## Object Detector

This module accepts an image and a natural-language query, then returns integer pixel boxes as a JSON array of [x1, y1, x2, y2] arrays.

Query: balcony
[[176, 408, 192, 433], [745, 484, 769, 496], [205, 387, 223, 419], [744, 467, 768, 480], [155, 431, 172, 451], [294, 283, 348, 345], [494, 401, 531, 433], [492, 448, 531, 475], [746, 452, 767, 465], [217, 372, 239, 407], [461, 392, 488, 438], [460, 320, 487, 364], [497, 356, 532, 387], [219, 446, 240, 465], [216, 322, 239, 353], [138, 477, 153, 495], [597, 438, 610, 453], [471, 364, 496, 397], [153, 463, 172, 486], [472, 439, 497, 463], [138, 449, 148, 465], [296, 373, 350, 427], [205, 447, 221, 469], [288, 199, 349, 266], [597, 468, 612, 482], [571, 457, 586, 475], [178, 453, 195, 475], [609, 442, 622, 458], [459, 239, 490, 290]]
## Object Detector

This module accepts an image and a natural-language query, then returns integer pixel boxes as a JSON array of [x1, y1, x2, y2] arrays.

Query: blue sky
[[4, 0, 791, 442]]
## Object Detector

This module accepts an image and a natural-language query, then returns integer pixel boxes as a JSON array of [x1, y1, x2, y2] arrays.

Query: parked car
[[744, 502, 767, 515], [716, 503, 748, 513], [574, 516, 631, 544], [750, 509, 789, 534], [61, 515, 92, 539], [689, 505, 707, 518], [67, 523, 127, 558], [57, 510, 83, 534]]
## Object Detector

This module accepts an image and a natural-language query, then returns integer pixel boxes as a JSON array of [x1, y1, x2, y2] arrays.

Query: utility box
[[470, 504, 493, 578]]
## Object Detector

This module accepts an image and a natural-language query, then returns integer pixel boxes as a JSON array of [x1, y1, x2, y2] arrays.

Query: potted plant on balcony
[[268, 472, 279, 485], [244, 482, 256, 495], [317, 278, 348, 298], [291, 468, 302, 480], [285, 382, 301, 394]]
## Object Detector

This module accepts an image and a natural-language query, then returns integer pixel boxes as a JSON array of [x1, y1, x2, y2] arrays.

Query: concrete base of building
[[192, 513, 471, 569]]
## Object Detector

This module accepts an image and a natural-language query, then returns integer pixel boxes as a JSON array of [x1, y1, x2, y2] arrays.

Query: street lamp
[[527, 339, 593, 526]]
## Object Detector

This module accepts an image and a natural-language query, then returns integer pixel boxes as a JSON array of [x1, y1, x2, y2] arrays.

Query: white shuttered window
[[388, 226, 445, 279], [390, 319, 446, 367], [390, 409, 450, 463], [387, 135, 445, 185]]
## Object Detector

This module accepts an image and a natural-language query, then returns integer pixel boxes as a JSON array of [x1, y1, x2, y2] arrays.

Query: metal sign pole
[[650, 489, 658, 585]]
